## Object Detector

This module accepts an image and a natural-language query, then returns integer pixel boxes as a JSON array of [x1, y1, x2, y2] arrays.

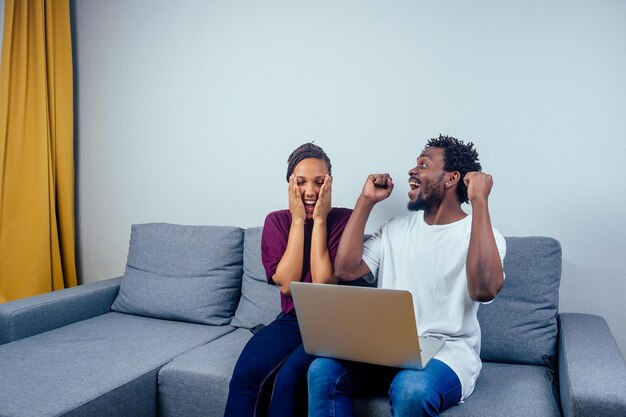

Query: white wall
[[72, 0, 626, 355]]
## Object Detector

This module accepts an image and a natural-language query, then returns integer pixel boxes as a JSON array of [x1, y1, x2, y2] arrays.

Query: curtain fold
[[0, 0, 76, 302]]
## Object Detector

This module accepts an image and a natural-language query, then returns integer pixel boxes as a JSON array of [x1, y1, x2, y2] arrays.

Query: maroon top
[[261, 207, 353, 314]]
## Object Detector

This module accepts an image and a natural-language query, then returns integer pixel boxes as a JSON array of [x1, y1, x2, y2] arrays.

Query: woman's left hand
[[313, 175, 332, 222]]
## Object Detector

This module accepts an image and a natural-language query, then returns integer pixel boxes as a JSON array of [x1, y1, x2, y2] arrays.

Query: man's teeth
[[304, 200, 316, 205]]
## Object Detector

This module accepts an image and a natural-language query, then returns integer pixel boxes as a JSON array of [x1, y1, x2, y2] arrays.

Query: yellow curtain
[[0, 0, 76, 302]]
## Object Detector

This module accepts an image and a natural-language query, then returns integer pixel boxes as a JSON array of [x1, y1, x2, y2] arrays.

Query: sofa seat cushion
[[112, 223, 244, 325], [0, 312, 234, 417], [443, 362, 561, 416], [158, 328, 253, 417], [158, 334, 560, 417], [351, 362, 561, 417]]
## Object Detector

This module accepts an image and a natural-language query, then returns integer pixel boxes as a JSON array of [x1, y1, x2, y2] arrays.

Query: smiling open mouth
[[303, 200, 316, 211], [408, 178, 421, 200]]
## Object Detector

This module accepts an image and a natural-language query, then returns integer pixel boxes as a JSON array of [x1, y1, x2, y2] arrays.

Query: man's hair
[[286, 142, 331, 182], [425, 134, 481, 204]]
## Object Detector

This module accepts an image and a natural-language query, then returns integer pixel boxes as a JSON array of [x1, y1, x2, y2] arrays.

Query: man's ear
[[446, 171, 461, 189]]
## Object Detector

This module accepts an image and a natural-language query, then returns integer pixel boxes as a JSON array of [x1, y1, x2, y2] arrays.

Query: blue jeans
[[307, 357, 462, 417], [224, 313, 316, 417]]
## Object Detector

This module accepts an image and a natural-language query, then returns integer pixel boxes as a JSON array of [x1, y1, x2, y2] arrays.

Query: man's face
[[407, 147, 447, 211]]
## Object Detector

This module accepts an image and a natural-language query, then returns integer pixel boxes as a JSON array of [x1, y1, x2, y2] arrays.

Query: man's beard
[[407, 174, 446, 212]]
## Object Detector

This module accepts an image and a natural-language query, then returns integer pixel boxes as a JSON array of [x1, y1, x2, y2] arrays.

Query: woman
[[224, 143, 352, 417]]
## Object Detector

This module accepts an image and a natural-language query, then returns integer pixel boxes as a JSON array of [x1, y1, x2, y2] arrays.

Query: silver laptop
[[290, 282, 445, 370]]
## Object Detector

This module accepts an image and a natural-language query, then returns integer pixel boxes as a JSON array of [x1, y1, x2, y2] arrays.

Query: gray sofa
[[1, 223, 624, 417]]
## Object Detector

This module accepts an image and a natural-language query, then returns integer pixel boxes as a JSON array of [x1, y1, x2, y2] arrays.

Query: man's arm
[[464, 172, 505, 302], [335, 174, 393, 280]]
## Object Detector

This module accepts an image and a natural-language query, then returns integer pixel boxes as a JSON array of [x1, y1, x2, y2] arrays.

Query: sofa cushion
[[231, 227, 281, 328], [442, 362, 560, 416], [158, 328, 254, 417], [111, 223, 244, 325], [351, 362, 560, 417], [478, 236, 561, 365], [157, 330, 561, 417], [0, 312, 234, 417]]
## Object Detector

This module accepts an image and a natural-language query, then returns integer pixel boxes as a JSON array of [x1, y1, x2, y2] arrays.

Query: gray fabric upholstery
[[441, 362, 561, 417], [0, 312, 234, 417], [479, 236, 561, 365], [158, 328, 253, 417], [558, 313, 626, 417], [231, 227, 281, 328], [2, 226, 624, 417], [352, 362, 561, 417], [64, 370, 158, 417], [353, 397, 391, 417], [111, 223, 244, 325], [0, 277, 121, 345]]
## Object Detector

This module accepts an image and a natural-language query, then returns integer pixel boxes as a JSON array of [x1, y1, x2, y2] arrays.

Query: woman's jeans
[[308, 357, 462, 417], [224, 312, 316, 417]]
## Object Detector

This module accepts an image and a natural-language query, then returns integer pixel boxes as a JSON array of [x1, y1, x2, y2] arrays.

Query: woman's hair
[[286, 142, 332, 182]]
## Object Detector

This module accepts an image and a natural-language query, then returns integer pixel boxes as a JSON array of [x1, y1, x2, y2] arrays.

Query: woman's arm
[[272, 175, 307, 296], [310, 175, 337, 284]]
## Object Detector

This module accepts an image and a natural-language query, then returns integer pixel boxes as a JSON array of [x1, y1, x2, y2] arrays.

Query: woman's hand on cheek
[[313, 175, 332, 222], [288, 175, 306, 223]]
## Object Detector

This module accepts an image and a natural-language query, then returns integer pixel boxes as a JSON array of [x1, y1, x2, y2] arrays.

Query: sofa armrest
[[558, 313, 626, 417], [0, 277, 122, 345]]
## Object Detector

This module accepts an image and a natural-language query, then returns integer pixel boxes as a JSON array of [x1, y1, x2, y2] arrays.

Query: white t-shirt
[[362, 211, 506, 400]]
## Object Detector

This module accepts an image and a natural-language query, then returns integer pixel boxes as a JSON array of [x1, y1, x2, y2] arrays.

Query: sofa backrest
[[232, 229, 562, 367], [231, 227, 281, 328], [478, 236, 562, 365], [231, 228, 374, 329], [111, 223, 245, 325]]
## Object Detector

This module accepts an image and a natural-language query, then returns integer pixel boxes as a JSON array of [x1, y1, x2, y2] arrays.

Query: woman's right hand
[[288, 175, 306, 222]]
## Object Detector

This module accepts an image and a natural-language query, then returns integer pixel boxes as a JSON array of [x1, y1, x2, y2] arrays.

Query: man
[[307, 135, 506, 417]]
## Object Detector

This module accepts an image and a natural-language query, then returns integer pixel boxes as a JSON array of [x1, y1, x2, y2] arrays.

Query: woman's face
[[292, 158, 329, 219]]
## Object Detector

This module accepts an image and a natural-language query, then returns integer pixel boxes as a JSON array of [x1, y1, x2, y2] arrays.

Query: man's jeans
[[308, 357, 462, 417]]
